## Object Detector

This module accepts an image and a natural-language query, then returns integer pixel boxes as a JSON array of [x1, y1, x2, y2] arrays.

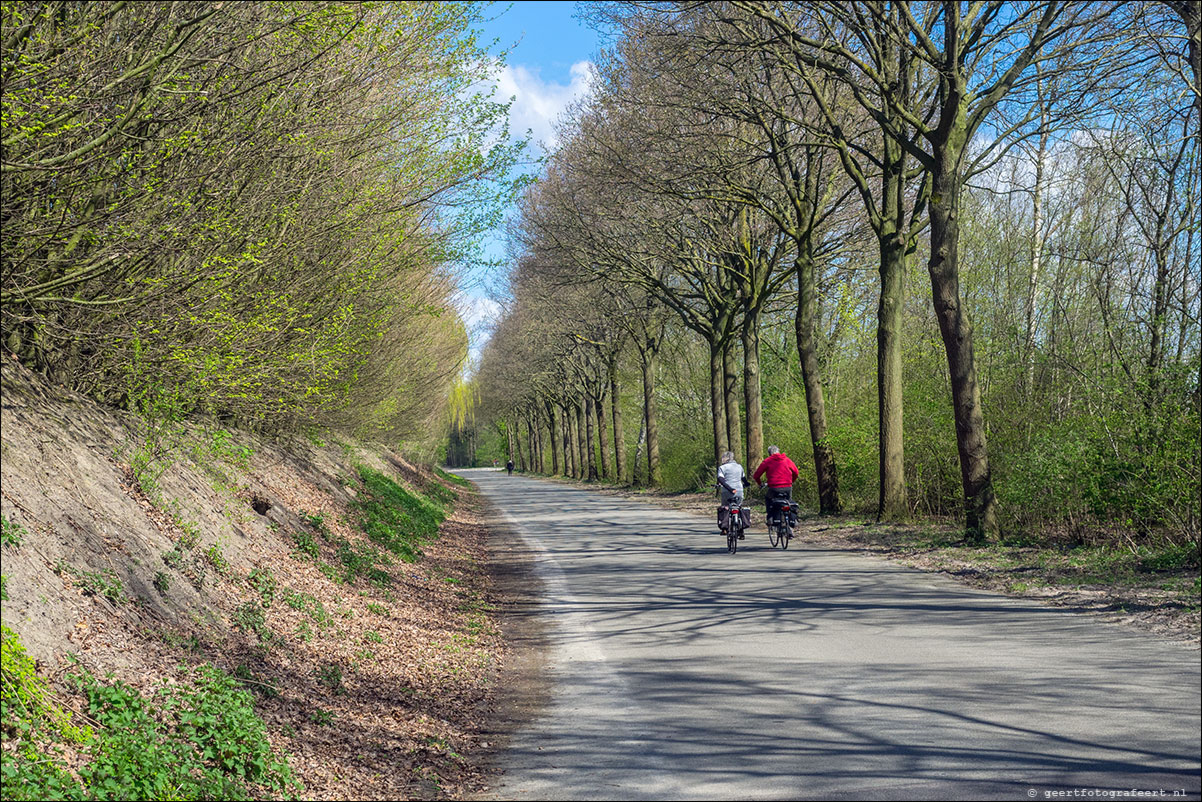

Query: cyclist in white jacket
[[716, 451, 745, 505]]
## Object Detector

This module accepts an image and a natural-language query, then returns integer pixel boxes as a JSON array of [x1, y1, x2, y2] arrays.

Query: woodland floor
[[1, 354, 519, 800], [543, 475, 1201, 648]]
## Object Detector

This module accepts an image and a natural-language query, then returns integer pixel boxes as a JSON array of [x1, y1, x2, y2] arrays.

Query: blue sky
[[456, 2, 604, 355]]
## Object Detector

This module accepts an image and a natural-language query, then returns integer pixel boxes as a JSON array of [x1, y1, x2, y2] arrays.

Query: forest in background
[[2, 1, 522, 454], [462, 1, 1200, 551]]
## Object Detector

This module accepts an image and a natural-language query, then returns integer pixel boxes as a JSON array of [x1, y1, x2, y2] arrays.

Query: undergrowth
[[352, 466, 446, 562], [1, 625, 297, 800]]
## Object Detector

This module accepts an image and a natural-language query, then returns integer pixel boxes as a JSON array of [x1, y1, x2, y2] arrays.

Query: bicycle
[[723, 498, 748, 553], [764, 492, 798, 550], [716, 483, 748, 554]]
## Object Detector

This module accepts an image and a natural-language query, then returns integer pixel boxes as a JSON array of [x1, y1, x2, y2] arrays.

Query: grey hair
[[721, 451, 735, 464], [767, 445, 780, 455]]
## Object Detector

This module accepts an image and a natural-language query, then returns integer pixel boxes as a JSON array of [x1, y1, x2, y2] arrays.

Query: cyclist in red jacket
[[753, 445, 799, 527]]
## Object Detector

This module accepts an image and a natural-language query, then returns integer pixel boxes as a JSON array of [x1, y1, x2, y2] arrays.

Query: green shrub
[[248, 568, 278, 607], [1, 624, 90, 800], [1, 626, 91, 744], [73, 664, 294, 799], [5, 629, 294, 800], [203, 543, 230, 575], [301, 512, 333, 541], [280, 588, 332, 627], [290, 529, 319, 558], [1, 515, 25, 548], [1140, 541, 1200, 571], [231, 601, 272, 642], [314, 662, 344, 695], [54, 564, 128, 606]]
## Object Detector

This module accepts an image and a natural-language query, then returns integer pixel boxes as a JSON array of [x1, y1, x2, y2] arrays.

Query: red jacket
[[753, 452, 799, 488]]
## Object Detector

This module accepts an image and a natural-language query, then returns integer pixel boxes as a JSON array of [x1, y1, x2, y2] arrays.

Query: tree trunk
[[741, 311, 764, 474], [610, 362, 626, 483], [596, 390, 611, 480], [535, 411, 545, 472], [708, 338, 728, 468], [527, 413, 537, 471], [1024, 128, 1048, 399], [796, 253, 842, 514], [642, 347, 662, 486], [547, 401, 561, 475], [723, 339, 741, 463], [576, 401, 588, 480], [929, 152, 997, 542], [877, 230, 908, 521], [585, 396, 598, 480], [875, 123, 910, 522], [514, 420, 524, 471], [632, 417, 647, 487], [562, 403, 575, 478], [1147, 243, 1171, 402], [565, 402, 576, 478], [1169, 1, 1200, 121]]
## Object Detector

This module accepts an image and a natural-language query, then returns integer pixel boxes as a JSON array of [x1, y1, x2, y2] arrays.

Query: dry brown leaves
[[215, 487, 506, 801]]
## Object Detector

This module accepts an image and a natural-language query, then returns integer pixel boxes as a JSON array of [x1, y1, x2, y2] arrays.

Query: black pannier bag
[[739, 506, 751, 528], [717, 505, 730, 529]]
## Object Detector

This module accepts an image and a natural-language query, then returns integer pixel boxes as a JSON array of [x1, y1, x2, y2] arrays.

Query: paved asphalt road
[[459, 469, 1201, 801]]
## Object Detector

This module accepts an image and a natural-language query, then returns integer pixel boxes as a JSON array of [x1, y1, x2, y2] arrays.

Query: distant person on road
[[753, 445, 799, 526], [506, 459, 514, 476]]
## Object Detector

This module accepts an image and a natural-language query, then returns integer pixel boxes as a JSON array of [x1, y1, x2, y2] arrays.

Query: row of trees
[[470, 1, 1199, 545], [2, 1, 520, 447]]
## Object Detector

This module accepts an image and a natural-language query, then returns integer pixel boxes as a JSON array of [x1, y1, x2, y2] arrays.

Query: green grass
[[435, 467, 471, 488], [422, 479, 457, 509], [352, 466, 446, 562]]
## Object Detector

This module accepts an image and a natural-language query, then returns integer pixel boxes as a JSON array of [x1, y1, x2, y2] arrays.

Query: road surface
[[461, 469, 1201, 801]]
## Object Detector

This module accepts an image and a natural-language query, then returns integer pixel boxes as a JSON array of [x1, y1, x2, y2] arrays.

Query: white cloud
[[456, 293, 501, 332], [494, 60, 594, 152], [454, 293, 502, 365]]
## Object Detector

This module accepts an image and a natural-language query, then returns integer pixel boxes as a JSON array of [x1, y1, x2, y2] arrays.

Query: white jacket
[[717, 462, 745, 503]]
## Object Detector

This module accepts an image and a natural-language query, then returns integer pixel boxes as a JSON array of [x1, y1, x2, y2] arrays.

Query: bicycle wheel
[[727, 527, 738, 553], [779, 521, 791, 549], [768, 519, 780, 548]]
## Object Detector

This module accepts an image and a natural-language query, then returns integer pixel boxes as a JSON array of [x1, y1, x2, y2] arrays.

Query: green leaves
[[73, 664, 295, 799], [3, 626, 293, 800], [2, 1, 518, 445]]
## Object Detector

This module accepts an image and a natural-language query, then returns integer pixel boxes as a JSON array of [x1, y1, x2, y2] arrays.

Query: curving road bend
[[461, 469, 1201, 801]]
